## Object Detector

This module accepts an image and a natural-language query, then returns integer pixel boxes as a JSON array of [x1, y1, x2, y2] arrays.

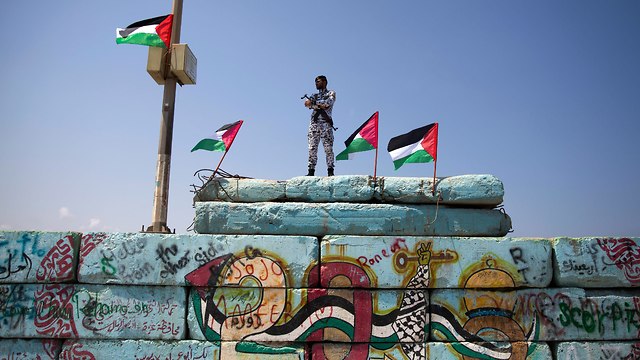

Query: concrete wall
[[1, 175, 638, 359]]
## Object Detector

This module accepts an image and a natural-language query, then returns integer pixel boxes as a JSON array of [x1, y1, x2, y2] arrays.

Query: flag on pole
[[336, 112, 379, 160], [191, 120, 244, 152], [387, 123, 438, 170], [116, 14, 173, 48]]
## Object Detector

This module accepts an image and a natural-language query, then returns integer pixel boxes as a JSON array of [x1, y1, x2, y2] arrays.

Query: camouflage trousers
[[308, 120, 335, 169]]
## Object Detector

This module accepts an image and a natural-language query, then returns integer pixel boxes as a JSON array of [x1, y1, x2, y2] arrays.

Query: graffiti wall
[[0, 175, 638, 359]]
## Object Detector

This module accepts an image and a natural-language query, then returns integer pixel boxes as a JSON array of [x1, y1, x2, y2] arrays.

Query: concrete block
[[0, 231, 81, 283], [426, 341, 552, 359], [321, 236, 552, 288], [285, 175, 374, 202], [0, 284, 186, 339], [78, 233, 318, 287], [59, 339, 217, 359], [556, 342, 640, 360], [309, 342, 425, 359], [379, 174, 504, 206], [194, 202, 512, 237], [219, 341, 305, 359], [0, 339, 61, 359], [430, 288, 640, 341], [188, 287, 428, 345], [554, 237, 640, 287], [194, 178, 286, 202]]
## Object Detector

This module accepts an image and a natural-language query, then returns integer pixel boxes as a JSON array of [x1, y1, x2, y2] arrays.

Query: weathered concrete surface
[[554, 237, 640, 288], [0, 231, 81, 283], [426, 341, 551, 359], [194, 202, 512, 237], [431, 288, 640, 341], [286, 175, 374, 202], [78, 233, 318, 287], [194, 174, 504, 206], [0, 339, 61, 359], [0, 284, 186, 339], [59, 339, 217, 359], [188, 288, 428, 344], [194, 178, 287, 203], [219, 341, 305, 359], [379, 174, 504, 206], [310, 342, 425, 359], [321, 236, 552, 288], [556, 341, 640, 360]]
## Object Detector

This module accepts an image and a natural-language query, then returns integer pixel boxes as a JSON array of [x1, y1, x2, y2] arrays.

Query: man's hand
[[304, 99, 312, 108]]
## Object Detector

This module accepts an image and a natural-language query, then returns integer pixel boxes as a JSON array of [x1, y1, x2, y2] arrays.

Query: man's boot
[[307, 168, 315, 176], [328, 167, 334, 177]]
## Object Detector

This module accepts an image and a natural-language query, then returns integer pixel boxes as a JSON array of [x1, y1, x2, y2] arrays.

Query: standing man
[[304, 75, 336, 176]]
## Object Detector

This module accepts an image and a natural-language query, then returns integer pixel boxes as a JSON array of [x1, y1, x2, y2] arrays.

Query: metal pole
[[146, 0, 183, 233]]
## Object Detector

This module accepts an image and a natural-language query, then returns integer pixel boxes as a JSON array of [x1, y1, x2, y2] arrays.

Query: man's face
[[315, 77, 327, 90]]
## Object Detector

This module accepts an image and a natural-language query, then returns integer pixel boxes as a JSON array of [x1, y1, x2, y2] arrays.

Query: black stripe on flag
[[216, 120, 242, 132], [387, 123, 436, 152], [119, 15, 170, 38], [343, 112, 376, 147]]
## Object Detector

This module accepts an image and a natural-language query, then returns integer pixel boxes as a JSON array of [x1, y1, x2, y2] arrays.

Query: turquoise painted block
[[321, 236, 552, 288], [556, 342, 640, 360], [430, 288, 640, 341], [59, 340, 217, 359], [194, 178, 286, 202], [427, 341, 552, 359], [220, 341, 305, 359], [0, 231, 81, 283], [554, 237, 640, 287], [310, 342, 425, 359], [285, 175, 374, 202], [0, 284, 186, 339], [78, 233, 318, 287], [0, 339, 61, 359], [379, 174, 504, 206], [187, 287, 428, 344], [194, 202, 512, 237]]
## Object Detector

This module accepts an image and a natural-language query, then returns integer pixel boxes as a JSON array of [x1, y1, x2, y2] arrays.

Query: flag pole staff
[[212, 121, 243, 178], [146, 0, 183, 233], [432, 160, 437, 196], [373, 114, 379, 182]]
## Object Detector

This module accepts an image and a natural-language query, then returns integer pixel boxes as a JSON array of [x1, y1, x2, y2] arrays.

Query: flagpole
[[145, 0, 183, 233], [432, 159, 437, 196], [211, 121, 242, 178]]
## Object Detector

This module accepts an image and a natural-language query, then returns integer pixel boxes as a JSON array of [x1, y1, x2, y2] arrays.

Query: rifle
[[301, 94, 338, 131]]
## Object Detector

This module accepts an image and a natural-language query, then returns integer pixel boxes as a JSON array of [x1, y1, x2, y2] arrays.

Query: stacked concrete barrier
[[0, 174, 638, 359]]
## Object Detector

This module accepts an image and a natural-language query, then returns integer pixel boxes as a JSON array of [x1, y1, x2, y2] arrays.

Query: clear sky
[[1, 1, 639, 237]]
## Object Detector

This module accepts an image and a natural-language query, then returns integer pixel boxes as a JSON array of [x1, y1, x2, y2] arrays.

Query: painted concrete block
[[78, 233, 318, 287], [219, 341, 305, 359], [188, 287, 428, 346], [310, 342, 425, 359], [285, 175, 374, 202], [554, 237, 640, 287], [426, 341, 551, 360], [0, 339, 61, 359], [0, 284, 186, 339], [0, 231, 80, 283], [430, 288, 640, 341], [194, 202, 512, 237], [556, 341, 640, 360], [321, 236, 552, 289], [379, 174, 504, 206], [194, 178, 286, 202], [59, 339, 217, 360]]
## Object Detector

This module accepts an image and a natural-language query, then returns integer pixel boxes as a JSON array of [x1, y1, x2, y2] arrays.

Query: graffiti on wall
[[597, 238, 640, 285]]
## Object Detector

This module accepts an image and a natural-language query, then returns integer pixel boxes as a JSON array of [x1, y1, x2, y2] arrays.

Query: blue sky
[[1, 1, 638, 237]]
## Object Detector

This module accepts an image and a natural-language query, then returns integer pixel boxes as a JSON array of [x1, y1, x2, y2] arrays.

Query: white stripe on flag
[[389, 141, 423, 161]]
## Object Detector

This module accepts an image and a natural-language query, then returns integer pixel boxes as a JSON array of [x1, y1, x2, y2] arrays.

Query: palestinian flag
[[336, 112, 378, 161], [191, 120, 244, 152], [387, 123, 438, 170], [116, 14, 173, 48]]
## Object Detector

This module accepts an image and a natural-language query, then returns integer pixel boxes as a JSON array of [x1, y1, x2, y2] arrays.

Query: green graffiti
[[559, 300, 640, 335], [101, 257, 117, 275]]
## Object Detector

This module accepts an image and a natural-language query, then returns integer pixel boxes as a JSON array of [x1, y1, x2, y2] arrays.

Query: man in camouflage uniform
[[304, 75, 336, 176]]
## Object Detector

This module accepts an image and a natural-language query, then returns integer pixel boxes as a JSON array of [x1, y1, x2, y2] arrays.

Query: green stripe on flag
[[336, 137, 375, 160], [191, 138, 226, 152], [392, 149, 434, 169], [116, 33, 166, 48]]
